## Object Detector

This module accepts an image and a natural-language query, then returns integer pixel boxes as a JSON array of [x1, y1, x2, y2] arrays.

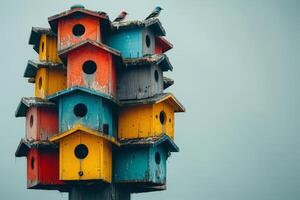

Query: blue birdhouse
[[113, 134, 179, 192], [48, 86, 119, 138], [105, 18, 166, 58]]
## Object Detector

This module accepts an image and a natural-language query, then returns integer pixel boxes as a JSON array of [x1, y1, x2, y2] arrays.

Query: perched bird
[[145, 6, 163, 20], [113, 11, 128, 22]]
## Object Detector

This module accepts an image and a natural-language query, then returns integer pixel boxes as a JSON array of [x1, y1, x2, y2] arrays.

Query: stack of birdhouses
[[15, 5, 185, 195]]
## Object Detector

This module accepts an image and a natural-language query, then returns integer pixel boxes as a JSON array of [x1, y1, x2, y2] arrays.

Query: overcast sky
[[0, 0, 299, 200]]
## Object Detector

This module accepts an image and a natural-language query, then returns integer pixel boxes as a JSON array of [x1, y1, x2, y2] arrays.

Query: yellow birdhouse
[[50, 125, 119, 182], [24, 60, 66, 98], [29, 27, 61, 63], [118, 93, 185, 140]]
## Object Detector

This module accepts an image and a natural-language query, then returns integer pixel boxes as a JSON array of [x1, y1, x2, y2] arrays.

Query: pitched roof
[[123, 54, 172, 71], [111, 18, 166, 36], [120, 93, 185, 112], [49, 124, 119, 146], [15, 138, 57, 157], [119, 134, 179, 152], [156, 36, 173, 53], [163, 76, 174, 89], [48, 6, 109, 32], [23, 60, 64, 78], [28, 27, 56, 53], [47, 86, 121, 106], [15, 97, 56, 117]]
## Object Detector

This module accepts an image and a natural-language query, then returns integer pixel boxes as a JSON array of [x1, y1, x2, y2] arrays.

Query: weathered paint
[[27, 148, 64, 189], [38, 33, 61, 63], [50, 126, 114, 182], [48, 87, 118, 137], [35, 67, 67, 98]]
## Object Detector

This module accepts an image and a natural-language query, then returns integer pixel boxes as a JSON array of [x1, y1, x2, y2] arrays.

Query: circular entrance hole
[[73, 103, 88, 117], [154, 70, 159, 82], [30, 115, 34, 128], [155, 152, 161, 165], [72, 24, 85, 37], [74, 144, 89, 159], [82, 60, 97, 74], [145, 35, 151, 48], [159, 111, 166, 125], [38, 77, 42, 90], [31, 157, 35, 170]]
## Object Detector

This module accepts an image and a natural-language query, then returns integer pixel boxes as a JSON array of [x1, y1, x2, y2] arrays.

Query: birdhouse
[[29, 27, 61, 63], [163, 76, 174, 90], [24, 60, 66, 98], [48, 86, 119, 137], [118, 93, 185, 140], [48, 5, 110, 52], [15, 139, 65, 190], [50, 125, 119, 182], [118, 54, 172, 100], [106, 18, 165, 58], [15, 97, 58, 141], [58, 39, 123, 97], [114, 134, 179, 192], [155, 36, 173, 54]]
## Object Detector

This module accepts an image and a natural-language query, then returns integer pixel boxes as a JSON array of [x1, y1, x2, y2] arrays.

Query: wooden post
[[69, 184, 131, 200]]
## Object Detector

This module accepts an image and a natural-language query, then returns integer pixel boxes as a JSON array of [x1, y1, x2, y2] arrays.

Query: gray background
[[1, 0, 299, 199]]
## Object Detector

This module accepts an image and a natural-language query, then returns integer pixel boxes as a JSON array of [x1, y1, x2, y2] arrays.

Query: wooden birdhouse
[[29, 27, 61, 63], [114, 134, 179, 192], [155, 36, 173, 54], [58, 39, 123, 97], [118, 93, 185, 140], [24, 60, 66, 98], [48, 5, 110, 52], [118, 54, 172, 100], [107, 18, 166, 58], [48, 86, 119, 137], [163, 76, 174, 90], [50, 125, 119, 182], [15, 97, 58, 141], [15, 139, 66, 190]]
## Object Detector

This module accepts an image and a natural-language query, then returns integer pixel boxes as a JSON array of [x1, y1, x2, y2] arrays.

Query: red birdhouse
[[15, 139, 66, 190], [15, 97, 58, 141], [155, 36, 173, 54], [48, 5, 110, 52], [59, 39, 123, 97]]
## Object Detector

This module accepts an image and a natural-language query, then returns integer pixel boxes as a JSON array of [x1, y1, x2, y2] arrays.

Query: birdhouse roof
[[123, 54, 172, 71], [48, 6, 109, 33], [28, 27, 56, 53], [15, 138, 57, 157], [121, 93, 185, 112], [15, 97, 57, 117], [23, 60, 64, 78], [163, 76, 174, 89], [111, 18, 166, 36], [58, 39, 124, 68], [49, 124, 119, 146], [47, 86, 121, 106], [119, 134, 179, 152], [156, 36, 173, 53]]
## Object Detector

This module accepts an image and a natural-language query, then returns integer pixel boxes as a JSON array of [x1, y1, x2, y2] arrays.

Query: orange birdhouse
[[48, 5, 110, 52], [59, 39, 123, 97]]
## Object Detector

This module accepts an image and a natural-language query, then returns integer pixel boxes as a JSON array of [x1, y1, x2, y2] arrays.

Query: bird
[[145, 6, 163, 20], [113, 11, 128, 22]]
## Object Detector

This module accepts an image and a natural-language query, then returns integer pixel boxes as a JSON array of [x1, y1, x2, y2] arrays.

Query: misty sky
[[0, 0, 299, 200]]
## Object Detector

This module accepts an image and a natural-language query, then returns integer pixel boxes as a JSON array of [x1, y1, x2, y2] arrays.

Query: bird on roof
[[113, 11, 128, 22], [145, 6, 163, 20]]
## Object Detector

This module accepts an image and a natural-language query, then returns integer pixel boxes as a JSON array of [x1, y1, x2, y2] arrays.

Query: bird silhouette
[[145, 6, 163, 20], [113, 11, 128, 22]]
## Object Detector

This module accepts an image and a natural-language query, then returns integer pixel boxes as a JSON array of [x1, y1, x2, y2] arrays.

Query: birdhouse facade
[[50, 126, 118, 182], [60, 40, 122, 97]]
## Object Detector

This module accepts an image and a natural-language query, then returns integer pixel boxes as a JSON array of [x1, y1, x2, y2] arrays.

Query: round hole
[[145, 35, 151, 48], [154, 70, 159, 82], [30, 115, 34, 128], [155, 152, 161, 165], [159, 111, 166, 125], [74, 144, 89, 159], [72, 24, 85, 37], [73, 103, 88, 117], [169, 118, 171, 123], [82, 60, 97, 74], [31, 157, 35, 170], [78, 171, 84, 176], [155, 115, 158, 119], [41, 42, 45, 52], [38, 77, 42, 90]]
